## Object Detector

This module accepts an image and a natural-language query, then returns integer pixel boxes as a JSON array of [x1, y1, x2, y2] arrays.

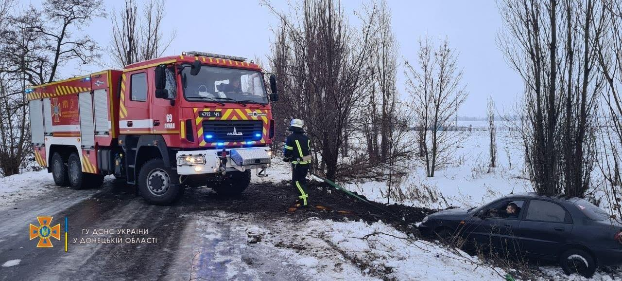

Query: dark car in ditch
[[418, 193, 622, 277]]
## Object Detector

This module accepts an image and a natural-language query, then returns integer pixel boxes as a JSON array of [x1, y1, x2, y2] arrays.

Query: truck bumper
[[176, 147, 271, 175]]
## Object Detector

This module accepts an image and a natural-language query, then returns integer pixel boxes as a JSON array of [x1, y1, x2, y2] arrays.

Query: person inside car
[[487, 202, 520, 218], [505, 202, 520, 218]]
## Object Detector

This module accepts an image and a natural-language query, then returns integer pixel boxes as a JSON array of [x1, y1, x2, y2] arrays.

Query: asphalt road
[[0, 177, 313, 281]]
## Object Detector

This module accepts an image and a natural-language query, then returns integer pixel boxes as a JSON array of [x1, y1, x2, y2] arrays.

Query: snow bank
[[305, 219, 506, 281], [0, 170, 54, 207], [191, 212, 508, 281]]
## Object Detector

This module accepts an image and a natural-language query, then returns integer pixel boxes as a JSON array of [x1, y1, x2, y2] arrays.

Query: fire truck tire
[[51, 153, 69, 187], [67, 153, 87, 190], [212, 170, 251, 196], [138, 159, 182, 205]]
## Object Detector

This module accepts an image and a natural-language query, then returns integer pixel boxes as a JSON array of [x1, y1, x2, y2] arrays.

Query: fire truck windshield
[[182, 65, 268, 104]]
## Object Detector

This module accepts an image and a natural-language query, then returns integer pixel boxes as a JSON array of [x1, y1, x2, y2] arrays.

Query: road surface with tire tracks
[[0, 174, 431, 281], [0, 177, 319, 281]]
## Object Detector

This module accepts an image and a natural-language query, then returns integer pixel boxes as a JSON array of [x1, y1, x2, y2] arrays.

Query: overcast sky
[[23, 0, 523, 117]]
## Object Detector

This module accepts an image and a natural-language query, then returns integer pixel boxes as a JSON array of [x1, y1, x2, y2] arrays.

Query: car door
[[516, 199, 574, 259], [463, 199, 504, 248], [465, 199, 524, 254]]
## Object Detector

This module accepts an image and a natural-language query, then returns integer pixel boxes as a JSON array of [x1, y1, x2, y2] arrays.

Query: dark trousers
[[292, 164, 309, 206]]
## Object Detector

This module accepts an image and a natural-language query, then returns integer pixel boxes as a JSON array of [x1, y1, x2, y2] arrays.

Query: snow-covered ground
[[0, 170, 54, 207], [343, 128, 531, 210], [190, 211, 507, 281]]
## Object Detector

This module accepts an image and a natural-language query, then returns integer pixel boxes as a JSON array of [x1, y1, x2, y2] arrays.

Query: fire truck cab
[[27, 51, 278, 205]]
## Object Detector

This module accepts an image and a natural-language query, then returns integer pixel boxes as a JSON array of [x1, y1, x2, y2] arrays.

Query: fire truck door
[[149, 67, 178, 135], [119, 71, 150, 134]]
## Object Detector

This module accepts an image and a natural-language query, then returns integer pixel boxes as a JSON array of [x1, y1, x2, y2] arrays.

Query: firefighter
[[223, 76, 243, 94], [283, 119, 312, 207]]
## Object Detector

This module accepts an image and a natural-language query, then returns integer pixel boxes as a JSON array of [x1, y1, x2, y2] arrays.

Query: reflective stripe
[[284, 145, 293, 150], [295, 140, 304, 158], [292, 160, 309, 165], [295, 181, 308, 206]]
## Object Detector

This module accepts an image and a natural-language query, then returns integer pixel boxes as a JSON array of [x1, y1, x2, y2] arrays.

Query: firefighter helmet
[[289, 119, 304, 131]]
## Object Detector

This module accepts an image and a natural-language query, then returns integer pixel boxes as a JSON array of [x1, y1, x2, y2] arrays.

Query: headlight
[[421, 216, 429, 224], [177, 155, 206, 166]]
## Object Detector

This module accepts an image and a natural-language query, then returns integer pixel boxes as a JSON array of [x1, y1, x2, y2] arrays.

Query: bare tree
[[596, 0, 622, 220], [0, 0, 27, 177], [1, 0, 103, 85], [0, 0, 103, 176], [498, 0, 605, 197], [266, 0, 376, 181], [488, 96, 497, 170], [359, 0, 399, 164], [405, 37, 467, 177], [110, 0, 175, 67]]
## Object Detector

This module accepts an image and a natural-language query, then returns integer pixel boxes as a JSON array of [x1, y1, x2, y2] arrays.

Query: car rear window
[[574, 199, 610, 221]]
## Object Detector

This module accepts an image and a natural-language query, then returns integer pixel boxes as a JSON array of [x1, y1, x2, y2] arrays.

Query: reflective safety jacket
[[284, 131, 312, 165]]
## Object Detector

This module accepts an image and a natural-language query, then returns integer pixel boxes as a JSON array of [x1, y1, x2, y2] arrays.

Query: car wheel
[[51, 153, 68, 186], [560, 249, 596, 278], [138, 159, 182, 205]]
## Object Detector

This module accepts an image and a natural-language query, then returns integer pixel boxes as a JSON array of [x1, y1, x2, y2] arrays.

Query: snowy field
[[342, 120, 617, 214], [343, 127, 532, 210]]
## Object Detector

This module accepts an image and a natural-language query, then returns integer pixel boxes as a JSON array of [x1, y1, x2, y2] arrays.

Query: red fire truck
[[27, 51, 277, 204]]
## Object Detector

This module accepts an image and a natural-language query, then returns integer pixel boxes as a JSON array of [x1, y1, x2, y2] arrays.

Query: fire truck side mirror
[[269, 74, 278, 102], [190, 60, 201, 76], [154, 65, 169, 99], [155, 65, 166, 90]]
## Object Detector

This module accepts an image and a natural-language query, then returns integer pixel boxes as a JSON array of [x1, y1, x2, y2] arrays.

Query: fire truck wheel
[[67, 153, 86, 190], [138, 159, 181, 205], [212, 170, 251, 196], [51, 153, 69, 187]]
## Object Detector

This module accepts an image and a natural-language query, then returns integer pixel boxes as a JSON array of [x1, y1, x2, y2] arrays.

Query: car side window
[[525, 200, 567, 223], [484, 200, 524, 219], [131, 72, 147, 102]]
